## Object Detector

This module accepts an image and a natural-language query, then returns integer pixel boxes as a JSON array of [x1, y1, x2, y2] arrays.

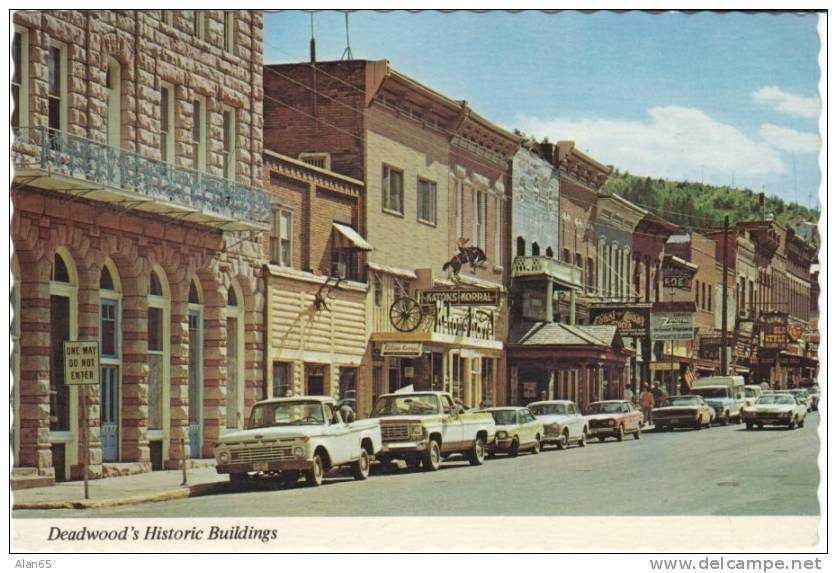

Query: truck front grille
[[230, 446, 293, 463], [381, 423, 411, 442]]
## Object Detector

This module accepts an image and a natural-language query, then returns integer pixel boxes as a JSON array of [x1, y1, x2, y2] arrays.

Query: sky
[[264, 10, 822, 209]]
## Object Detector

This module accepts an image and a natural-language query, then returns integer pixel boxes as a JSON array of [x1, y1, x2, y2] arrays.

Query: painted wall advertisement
[[651, 312, 695, 341], [590, 304, 650, 337]]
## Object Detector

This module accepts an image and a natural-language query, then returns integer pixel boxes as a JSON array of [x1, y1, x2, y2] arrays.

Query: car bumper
[[488, 438, 514, 453], [588, 426, 617, 437], [655, 416, 699, 427], [379, 440, 428, 456], [746, 415, 793, 426], [216, 460, 313, 474]]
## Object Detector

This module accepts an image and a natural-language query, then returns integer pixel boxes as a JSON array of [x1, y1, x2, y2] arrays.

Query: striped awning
[[333, 223, 373, 251]]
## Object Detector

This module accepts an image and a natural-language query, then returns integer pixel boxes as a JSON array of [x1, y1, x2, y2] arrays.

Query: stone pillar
[[18, 259, 54, 477], [201, 292, 226, 459], [569, 289, 577, 325], [545, 280, 554, 322], [121, 281, 150, 467], [166, 297, 189, 469], [73, 263, 102, 480]]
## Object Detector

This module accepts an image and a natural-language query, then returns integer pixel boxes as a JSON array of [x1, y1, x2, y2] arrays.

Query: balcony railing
[[12, 127, 271, 231], [511, 255, 583, 287]]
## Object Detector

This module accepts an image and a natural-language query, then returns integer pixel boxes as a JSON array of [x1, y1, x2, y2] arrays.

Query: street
[[14, 416, 821, 519]]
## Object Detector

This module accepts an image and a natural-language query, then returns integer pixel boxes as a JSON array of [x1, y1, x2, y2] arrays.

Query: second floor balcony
[[12, 127, 271, 231], [512, 255, 583, 288]]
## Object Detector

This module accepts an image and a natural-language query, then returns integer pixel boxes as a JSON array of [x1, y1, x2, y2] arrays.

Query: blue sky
[[264, 10, 822, 209]]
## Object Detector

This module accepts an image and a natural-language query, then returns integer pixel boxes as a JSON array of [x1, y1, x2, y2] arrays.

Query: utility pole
[[721, 216, 729, 375]]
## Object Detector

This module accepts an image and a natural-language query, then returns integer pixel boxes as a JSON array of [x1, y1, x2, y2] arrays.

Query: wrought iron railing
[[12, 127, 271, 228]]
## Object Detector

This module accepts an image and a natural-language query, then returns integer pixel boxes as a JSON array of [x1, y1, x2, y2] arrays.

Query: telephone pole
[[721, 215, 729, 375]]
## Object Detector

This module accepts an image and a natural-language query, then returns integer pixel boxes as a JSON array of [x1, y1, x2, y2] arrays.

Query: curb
[[13, 481, 230, 510]]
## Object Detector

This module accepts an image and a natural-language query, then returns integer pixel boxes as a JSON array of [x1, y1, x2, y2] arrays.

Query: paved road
[[14, 416, 821, 518]]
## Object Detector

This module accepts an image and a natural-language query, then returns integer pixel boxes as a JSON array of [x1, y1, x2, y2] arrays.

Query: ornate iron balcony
[[511, 255, 583, 287], [12, 127, 271, 231]]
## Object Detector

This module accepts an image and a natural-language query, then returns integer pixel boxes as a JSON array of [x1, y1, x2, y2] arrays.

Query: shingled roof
[[509, 322, 623, 349]]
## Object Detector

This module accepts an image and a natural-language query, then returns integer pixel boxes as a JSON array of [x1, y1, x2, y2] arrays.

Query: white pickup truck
[[370, 390, 496, 471], [214, 396, 382, 487]]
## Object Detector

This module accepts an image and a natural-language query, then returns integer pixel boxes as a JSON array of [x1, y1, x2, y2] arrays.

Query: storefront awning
[[333, 222, 374, 251]]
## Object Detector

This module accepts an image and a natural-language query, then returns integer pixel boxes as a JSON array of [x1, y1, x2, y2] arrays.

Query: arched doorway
[[187, 279, 204, 458], [147, 266, 171, 469], [99, 259, 122, 462], [225, 281, 245, 431]]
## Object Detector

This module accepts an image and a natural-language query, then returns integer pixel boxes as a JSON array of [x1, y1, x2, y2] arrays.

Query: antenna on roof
[[309, 12, 316, 63], [341, 11, 353, 61]]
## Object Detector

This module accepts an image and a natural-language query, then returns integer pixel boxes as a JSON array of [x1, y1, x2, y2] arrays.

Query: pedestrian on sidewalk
[[640, 384, 655, 425], [624, 383, 634, 404]]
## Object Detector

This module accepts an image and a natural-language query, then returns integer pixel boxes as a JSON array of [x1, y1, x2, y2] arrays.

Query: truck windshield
[[744, 387, 759, 397], [248, 401, 325, 428], [661, 397, 700, 407], [757, 395, 795, 405], [487, 410, 517, 425], [529, 403, 568, 416], [371, 394, 441, 417], [692, 388, 729, 399]]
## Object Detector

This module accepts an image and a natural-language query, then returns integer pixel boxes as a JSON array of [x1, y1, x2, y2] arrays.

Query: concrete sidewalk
[[12, 466, 230, 510]]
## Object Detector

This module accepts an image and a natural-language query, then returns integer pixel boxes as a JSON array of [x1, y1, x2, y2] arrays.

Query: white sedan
[[742, 394, 808, 430], [528, 400, 588, 449]]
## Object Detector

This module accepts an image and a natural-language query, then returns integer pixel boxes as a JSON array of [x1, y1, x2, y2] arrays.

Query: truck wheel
[[468, 436, 486, 465], [556, 430, 569, 450], [422, 440, 441, 471], [616, 425, 624, 442], [531, 435, 541, 454], [634, 425, 641, 439], [352, 449, 370, 480], [693, 417, 702, 431], [509, 437, 520, 457], [720, 413, 729, 426], [306, 453, 325, 486], [788, 417, 797, 430], [579, 429, 587, 447], [405, 455, 422, 470]]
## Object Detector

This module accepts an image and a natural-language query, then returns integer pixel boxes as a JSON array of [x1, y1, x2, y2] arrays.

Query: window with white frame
[[417, 178, 437, 225], [191, 97, 206, 171], [382, 165, 404, 215], [147, 269, 169, 432], [47, 41, 67, 134], [474, 189, 486, 249], [222, 107, 235, 180], [299, 152, 331, 170], [271, 207, 293, 266], [12, 27, 28, 130], [224, 11, 235, 52], [160, 84, 174, 163], [493, 195, 502, 267]]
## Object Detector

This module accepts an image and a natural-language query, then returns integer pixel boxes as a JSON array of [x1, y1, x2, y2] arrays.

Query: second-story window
[[474, 189, 485, 249], [160, 84, 174, 163], [191, 98, 206, 172], [271, 208, 293, 267], [12, 28, 28, 130], [222, 108, 235, 180], [48, 43, 66, 134], [224, 11, 235, 52], [382, 165, 404, 215], [106, 58, 121, 148], [417, 178, 436, 225]]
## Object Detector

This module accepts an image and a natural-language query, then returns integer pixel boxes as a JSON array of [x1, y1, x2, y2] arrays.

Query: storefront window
[[273, 362, 292, 398]]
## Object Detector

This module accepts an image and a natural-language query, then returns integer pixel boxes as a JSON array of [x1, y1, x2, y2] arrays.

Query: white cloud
[[752, 86, 820, 119], [515, 106, 785, 185], [760, 124, 821, 154]]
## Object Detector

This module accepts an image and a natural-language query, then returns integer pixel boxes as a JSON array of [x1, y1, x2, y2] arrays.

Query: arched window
[[225, 281, 244, 430], [49, 249, 78, 481], [147, 267, 170, 468], [99, 260, 121, 462], [516, 237, 526, 258], [545, 247, 554, 259], [532, 242, 540, 257], [187, 278, 204, 457]]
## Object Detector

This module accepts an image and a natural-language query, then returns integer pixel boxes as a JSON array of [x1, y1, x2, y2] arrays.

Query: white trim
[[222, 105, 236, 181], [192, 95, 207, 172], [12, 25, 29, 129], [160, 81, 175, 164], [225, 280, 246, 430], [147, 265, 171, 462], [48, 39, 68, 133], [224, 11, 235, 52], [106, 57, 121, 148]]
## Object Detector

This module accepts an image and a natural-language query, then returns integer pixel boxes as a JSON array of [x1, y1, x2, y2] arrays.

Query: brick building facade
[[11, 10, 269, 482]]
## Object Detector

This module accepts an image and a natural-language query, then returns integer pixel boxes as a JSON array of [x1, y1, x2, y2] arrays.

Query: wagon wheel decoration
[[389, 296, 424, 332]]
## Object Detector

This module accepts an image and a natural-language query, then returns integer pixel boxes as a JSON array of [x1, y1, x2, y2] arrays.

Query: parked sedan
[[478, 407, 544, 456], [742, 394, 808, 430], [585, 400, 643, 442], [652, 395, 715, 431], [784, 389, 814, 412], [528, 400, 588, 449]]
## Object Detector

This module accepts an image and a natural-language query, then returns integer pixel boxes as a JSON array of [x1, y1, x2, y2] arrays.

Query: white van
[[691, 376, 746, 425]]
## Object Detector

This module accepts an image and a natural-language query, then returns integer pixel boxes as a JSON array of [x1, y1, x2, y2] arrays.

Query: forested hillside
[[602, 170, 820, 231]]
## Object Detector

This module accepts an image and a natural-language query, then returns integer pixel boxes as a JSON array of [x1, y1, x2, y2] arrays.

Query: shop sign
[[650, 362, 680, 371], [662, 264, 694, 289], [807, 342, 819, 355], [699, 336, 722, 361], [590, 304, 650, 337], [760, 312, 788, 350], [380, 342, 424, 357], [64, 341, 100, 386], [417, 288, 499, 306], [651, 312, 695, 341], [787, 324, 803, 341]]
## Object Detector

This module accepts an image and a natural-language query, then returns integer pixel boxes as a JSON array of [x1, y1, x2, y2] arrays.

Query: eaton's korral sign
[[64, 341, 100, 386]]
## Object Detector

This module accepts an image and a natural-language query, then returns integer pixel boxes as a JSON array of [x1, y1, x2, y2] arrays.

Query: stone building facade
[[11, 10, 269, 483]]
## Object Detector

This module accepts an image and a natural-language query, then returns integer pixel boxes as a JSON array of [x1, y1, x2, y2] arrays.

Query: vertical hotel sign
[[760, 312, 787, 350]]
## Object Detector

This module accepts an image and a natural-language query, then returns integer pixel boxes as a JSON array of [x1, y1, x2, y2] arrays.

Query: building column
[[201, 292, 227, 459], [73, 263, 102, 480], [166, 297, 189, 469], [545, 280, 554, 322], [121, 285, 150, 466], [569, 289, 576, 325]]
